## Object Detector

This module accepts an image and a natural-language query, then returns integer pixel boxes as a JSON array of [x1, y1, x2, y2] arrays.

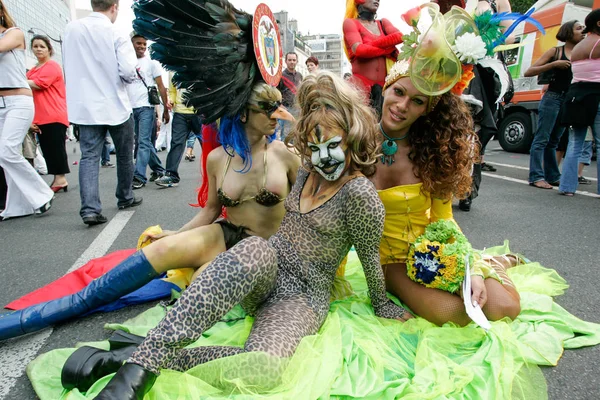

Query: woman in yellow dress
[[370, 3, 525, 326]]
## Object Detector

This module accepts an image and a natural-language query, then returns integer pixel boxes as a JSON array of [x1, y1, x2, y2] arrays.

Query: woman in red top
[[26, 35, 70, 192], [342, 0, 403, 113]]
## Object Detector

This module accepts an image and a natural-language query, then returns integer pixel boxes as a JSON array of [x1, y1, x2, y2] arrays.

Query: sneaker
[[578, 176, 592, 185], [132, 177, 145, 190], [118, 196, 143, 210], [82, 214, 108, 226], [101, 162, 115, 168], [149, 171, 163, 182], [155, 175, 179, 188], [481, 162, 497, 172]]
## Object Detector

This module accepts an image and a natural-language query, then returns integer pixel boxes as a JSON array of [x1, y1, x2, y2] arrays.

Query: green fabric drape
[[27, 242, 600, 399]]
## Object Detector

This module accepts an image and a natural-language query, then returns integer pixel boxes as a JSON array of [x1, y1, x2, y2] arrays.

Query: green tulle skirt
[[27, 242, 600, 399]]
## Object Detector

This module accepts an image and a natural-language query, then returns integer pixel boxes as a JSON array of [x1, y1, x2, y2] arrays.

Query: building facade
[[5, 0, 71, 67], [304, 34, 344, 76], [274, 10, 312, 77]]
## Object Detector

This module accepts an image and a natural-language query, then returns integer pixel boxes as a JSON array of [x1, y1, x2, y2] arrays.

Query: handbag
[[136, 69, 161, 105], [537, 47, 560, 85]]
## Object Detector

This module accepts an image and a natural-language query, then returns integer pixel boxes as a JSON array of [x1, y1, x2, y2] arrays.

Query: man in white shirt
[[63, 0, 141, 226], [128, 33, 170, 189]]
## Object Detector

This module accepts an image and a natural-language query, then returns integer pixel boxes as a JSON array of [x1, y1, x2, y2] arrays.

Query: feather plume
[[133, 0, 258, 123], [474, 9, 545, 55]]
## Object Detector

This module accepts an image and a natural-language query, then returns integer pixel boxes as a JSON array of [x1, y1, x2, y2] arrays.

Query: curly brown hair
[[407, 92, 477, 199], [286, 71, 381, 177]]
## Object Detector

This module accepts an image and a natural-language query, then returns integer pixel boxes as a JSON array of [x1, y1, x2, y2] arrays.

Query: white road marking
[[0, 211, 135, 399], [485, 161, 598, 182], [482, 172, 600, 198], [67, 211, 135, 273]]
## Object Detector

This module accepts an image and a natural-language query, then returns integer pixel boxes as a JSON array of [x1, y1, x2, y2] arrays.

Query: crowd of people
[[0, 0, 599, 398], [525, 12, 600, 195]]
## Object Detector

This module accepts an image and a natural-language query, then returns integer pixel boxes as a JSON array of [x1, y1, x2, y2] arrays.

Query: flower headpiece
[[384, 2, 544, 98]]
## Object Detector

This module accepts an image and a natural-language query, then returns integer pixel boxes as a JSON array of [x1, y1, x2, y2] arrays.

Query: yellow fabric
[[386, 58, 395, 75], [168, 74, 195, 114], [378, 184, 501, 282], [336, 255, 348, 277], [137, 225, 162, 249], [137, 225, 195, 290], [378, 183, 441, 265]]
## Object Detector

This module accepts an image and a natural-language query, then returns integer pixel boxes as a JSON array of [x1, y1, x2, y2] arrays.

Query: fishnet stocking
[[384, 255, 521, 327]]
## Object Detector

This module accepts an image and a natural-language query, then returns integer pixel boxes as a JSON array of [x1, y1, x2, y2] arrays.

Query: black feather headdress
[[133, 0, 259, 123]]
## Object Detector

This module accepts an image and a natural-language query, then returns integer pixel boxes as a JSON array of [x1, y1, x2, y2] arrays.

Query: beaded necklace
[[379, 123, 408, 165]]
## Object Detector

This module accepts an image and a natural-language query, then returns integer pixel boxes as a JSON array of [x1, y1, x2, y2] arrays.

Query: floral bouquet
[[406, 220, 472, 293]]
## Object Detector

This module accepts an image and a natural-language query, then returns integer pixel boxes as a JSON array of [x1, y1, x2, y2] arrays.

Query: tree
[[511, 0, 538, 14]]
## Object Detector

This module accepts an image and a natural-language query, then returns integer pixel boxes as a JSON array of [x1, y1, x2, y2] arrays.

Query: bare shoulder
[[206, 146, 227, 170], [4, 27, 25, 45], [270, 140, 300, 161], [572, 37, 597, 61], [496, 0, 512, 13]]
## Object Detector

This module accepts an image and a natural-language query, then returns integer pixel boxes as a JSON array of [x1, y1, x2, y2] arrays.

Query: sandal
[[559, 191, 575, 197], [529, 181, 553, 189]]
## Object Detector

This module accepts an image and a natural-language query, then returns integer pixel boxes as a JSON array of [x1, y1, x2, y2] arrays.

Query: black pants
[[38, 123, 70, 175], [0, 167, 7, 210]]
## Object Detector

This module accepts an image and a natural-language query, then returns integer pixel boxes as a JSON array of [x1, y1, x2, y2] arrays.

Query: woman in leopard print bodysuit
[[95, 72, 411, 400]]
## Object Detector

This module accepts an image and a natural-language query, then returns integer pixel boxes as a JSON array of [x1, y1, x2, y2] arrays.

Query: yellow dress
[[378, 183, 454, 265], [378, 183, 499, 281]]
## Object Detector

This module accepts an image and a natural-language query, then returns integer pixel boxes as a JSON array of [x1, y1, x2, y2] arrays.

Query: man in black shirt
[[277, 52, 303, 140]]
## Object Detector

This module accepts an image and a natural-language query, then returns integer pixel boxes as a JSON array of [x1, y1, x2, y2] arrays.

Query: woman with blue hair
[[0, 81, 300, 344]]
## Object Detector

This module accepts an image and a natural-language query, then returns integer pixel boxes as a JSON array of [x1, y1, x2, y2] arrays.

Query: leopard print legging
[[128, 168, 407, 375]]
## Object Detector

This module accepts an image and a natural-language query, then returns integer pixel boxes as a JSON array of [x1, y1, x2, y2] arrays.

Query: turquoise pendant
[[382, 140, 398, 156], [381, 140, 397, 165]]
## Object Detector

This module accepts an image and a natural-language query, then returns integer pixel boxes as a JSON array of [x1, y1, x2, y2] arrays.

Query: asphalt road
[[0, 140, 598, 399]]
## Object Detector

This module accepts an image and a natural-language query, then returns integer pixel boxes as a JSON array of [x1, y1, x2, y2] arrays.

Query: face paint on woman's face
[[307, 124, 348, 181]]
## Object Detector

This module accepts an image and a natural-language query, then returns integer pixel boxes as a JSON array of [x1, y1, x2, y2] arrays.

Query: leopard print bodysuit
[[128, 167, 407, 375]]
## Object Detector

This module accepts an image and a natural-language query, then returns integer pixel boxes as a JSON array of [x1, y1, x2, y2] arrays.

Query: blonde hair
[[247, 82, 282, 108], [286, 71, 380, 177], [345, 0, 360, 19], [0, 0, 17, 29]]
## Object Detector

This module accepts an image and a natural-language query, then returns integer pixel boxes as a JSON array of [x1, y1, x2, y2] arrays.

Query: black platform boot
[[95, 363, 157, 400], [61, 330, 145, 392]]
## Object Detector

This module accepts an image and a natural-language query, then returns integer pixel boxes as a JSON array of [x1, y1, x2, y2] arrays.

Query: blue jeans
[[78, 116, 135, 217], [166, 113, 202, 179], [559, 107, 600, 194], [529, 91, 566, 184], [101, 133, 112, 164], [134, 107, 164, 183], [579, 140, 593, 165], [186, 130, 201, 149]]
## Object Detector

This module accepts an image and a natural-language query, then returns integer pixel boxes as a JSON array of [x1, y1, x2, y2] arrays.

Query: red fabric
[[343, 18, 400, 62], [353, 44, 397, 59], [194, 123, 226, 217], [5, 249, 136, 310], [26, 60, 69, 127], [350, 74, 385, 95]]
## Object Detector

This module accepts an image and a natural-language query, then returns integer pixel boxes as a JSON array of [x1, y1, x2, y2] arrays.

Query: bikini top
[[572, 38, 600, 83], [217, 144, 284, 208]]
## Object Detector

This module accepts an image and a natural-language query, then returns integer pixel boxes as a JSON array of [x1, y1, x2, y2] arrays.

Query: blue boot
[[0, 251, 158, 341]]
